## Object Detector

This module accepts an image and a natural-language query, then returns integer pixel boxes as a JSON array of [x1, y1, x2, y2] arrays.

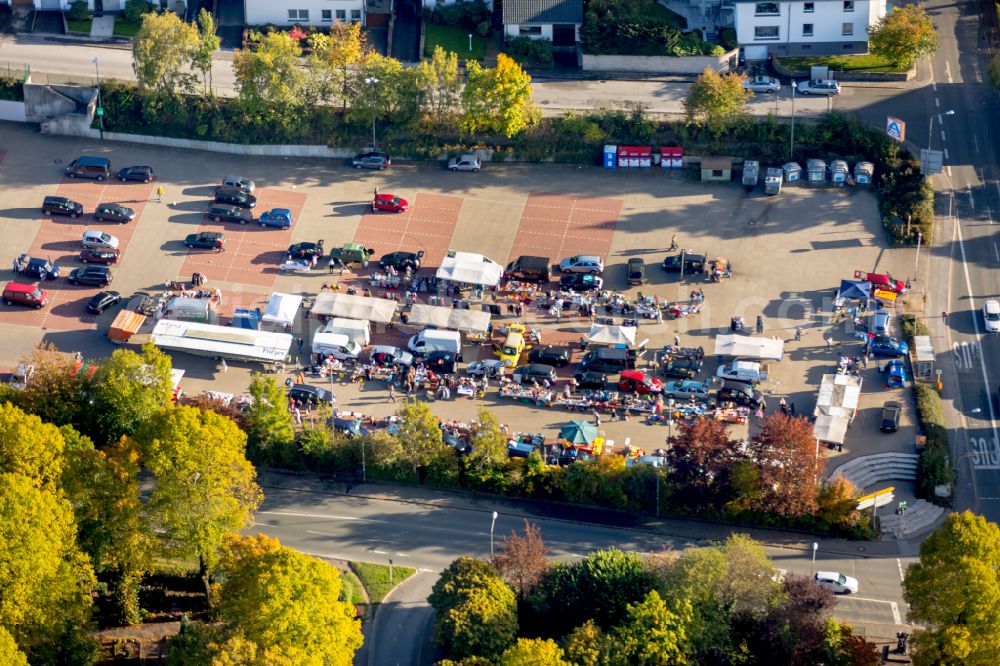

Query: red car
[[618, 370, 663, 394], [79, 247, 120, 265], [862, 271, 906, 294], [372, 193, 409, 213]]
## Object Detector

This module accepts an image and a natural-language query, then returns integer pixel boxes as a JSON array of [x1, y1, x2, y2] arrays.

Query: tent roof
[[713, 334, 784, 360], [814, 373, 862, 416], [837, 279, 872, 300], [310, 292, 397, 323], [587, 323, 637, 346], [813, 413, 849, 444], [262, 292, 302, 326], [435, 251, 504, 286], [408, 304, 491, 332]]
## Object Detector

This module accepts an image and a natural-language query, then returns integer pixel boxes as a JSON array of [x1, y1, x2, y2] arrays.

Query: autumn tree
[[468, 407, 509, 474], [499, 637, 571, 666], [310, 21, 368, 109], [132, 11, 200, 95], [136, 405, 263, 576], [0, 402, 66, 490], [16, 344, 86, 426], [84, 343, 175, 444], [0, 626, 28, 666], [903, 511, 1000, 665], [745, 414, 820, 517], [683, 68, 752, 134], [563, 620, 614, 666], [416, 45, 462, 122], [430, 557, 499, 612], [868, 5, 938, 69], [752, 574, 838, 663], [433, 568, 518, 660], [665, 416, 738, 507], [492, 519, 549, 599], [242, 374, 295, 458], [192, 8, 221, 93], [462, 54, 540, 138], [233, 31, 313, 117], [611, 590, 692, 666]]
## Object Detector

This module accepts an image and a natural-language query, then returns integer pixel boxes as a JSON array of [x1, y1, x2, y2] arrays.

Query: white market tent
[[261, 292, 302, 328], [408, 303, 491, 332], [587, 323, 637, 346], [310, 292, 397, 324], [813, 373, 863, 445], [435, 251, 504, 286], [813, 414, 850, 446], [714, 334, 784, 360]]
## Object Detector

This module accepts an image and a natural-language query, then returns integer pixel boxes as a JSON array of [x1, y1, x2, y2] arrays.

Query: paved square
[[353, 193, 463, 267], [509, 193, 621, 262]]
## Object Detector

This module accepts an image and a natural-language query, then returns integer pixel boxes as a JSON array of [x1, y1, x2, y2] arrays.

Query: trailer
[[764, 168, 783, 195], [742, 160, 759, 191], [150, 319, 292, 367]]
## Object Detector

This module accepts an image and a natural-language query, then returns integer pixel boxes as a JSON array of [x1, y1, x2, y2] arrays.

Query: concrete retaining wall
[[0, 100, 26, 123], [772, 59, 914, 82], [581, 50, 738, 74]]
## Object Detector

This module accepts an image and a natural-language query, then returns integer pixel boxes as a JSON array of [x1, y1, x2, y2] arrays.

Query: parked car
[[42, 195, 83, 218], [660, 357, 703, 380], [528, 346, 571, 367], [369, 345, 414, 368], [81, 230, 120, 250], [221, 175, 255, 192], [79, 247, 120, 265], [287, 242, 324, 260], [862, 272, 906, 294], [984, 300, 1000, 333], [426, 350, 458, 374], [868, 335, 909, 358], [288, 384, 335, 406], [214, 187, 257, 208], [716, 380, 765, 408], [259, 208, 293, 229], [574, 371, 608, 389], [352, 151, 391, 170], [185, 231, 225, 250], [448, 154, 481, 172], [117, 166, 155, 183], [15, 255, 60, 280], [744, 75, 781, 93], [663, 380, 710, 400], [467, 359, 504, 378], [86, 290, 121, 314], [372, 194, 409, 213], [380, 251, 424, 271], [813, 571, 858, 594], [880, 400, 902, 432], [68, 266, 113, 286], [94, 203, 136, 224], [559, 273, 603, 291], [627, 258, 646, 285], [619, 370, 662, 394], [559, 255, 604, 274], [3, 282, 48, 308], [207, 205, 253, 224], [512, 363, 557, 384], [662, 252, 707, 273], [797, 79, 841, 96]]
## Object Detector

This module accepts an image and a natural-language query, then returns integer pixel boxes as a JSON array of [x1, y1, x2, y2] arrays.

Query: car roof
[[268, 208, 291, 214], [372, 345, 402, 354], [986, 300, 1000, 312], [628, 258, 644, 264], [814, 571, 841, 580]]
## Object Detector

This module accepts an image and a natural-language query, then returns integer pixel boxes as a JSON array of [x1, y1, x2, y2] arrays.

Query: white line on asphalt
[[890, 602, 902, 624], [993, 243, 999, 262], [941, 130, 947, 143], [846, 596, 898, 606], [945, 148, 950, 160], [985, 207, 993, 225], [395, 552, 411, 558], [968, 186, 976, 209], [372, 550, 388, 555], [897, 559, 906, 582], [935, 97, 940, 107], [974, 134, 981, 154], [945, 61, 953, 83]]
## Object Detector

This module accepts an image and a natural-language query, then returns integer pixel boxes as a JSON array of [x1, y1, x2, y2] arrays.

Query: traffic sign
[[920, 149, 943, 175], [856, 487, 895, 511], [96, 107, 104, 117]]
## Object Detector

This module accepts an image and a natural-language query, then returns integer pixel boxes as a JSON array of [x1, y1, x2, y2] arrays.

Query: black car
[[94, 203, 136, 224], [880, 401, 902, 432], [370, 345, 414, 368], [559, 273, 603, 292], [207, 205, 253, 224], [185, 232, 225, 250], [15, 255, 60, 280], [42, 195, 83, 218], [86, 290, 121, 314], [214, 187, 257, 209], [117, 166, 155, 183], [288, 384, 336, 406], [68, 266, 113, 286], [352, 151, 391, 170], [79, 248, 120, 265], [660, 357, 703, 380], [574, 371, 608, 389], [426, 350, 458, 374], [528, 346, 571, 367], [627, 258, 646, 285], [716, 381, 764, 408], [662, 252, 707, 273], [288, 242, 324, 260], [512, 363, 557, 384], [380, 251, 424, 272]]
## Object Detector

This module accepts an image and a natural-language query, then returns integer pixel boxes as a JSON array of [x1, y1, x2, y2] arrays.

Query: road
[[254, 471, 915, 665], [0, 35, 894, 117]]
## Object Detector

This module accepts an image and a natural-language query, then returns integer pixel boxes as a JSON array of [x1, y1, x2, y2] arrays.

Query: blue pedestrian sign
[[886, 116, 905, 142]]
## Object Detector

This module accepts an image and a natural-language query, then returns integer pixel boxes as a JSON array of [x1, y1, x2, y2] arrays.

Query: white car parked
[[797, 79, 841, 96], [559, 255, 604, 275], [983, 300, 1000, 332], [813, 571, 859, 594], [744, 75, 781, 93]]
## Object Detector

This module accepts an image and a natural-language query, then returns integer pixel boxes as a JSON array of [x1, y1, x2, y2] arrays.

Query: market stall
[[436, 251, 504, 287], [587, 323, 637, 346], [813, 373, 862, 448], [714, 334, 784, 361], [261, 292, 303, 329], [108, 309, 146, 344], [407, 303, 491, 333], [310, 292, 398, 324]]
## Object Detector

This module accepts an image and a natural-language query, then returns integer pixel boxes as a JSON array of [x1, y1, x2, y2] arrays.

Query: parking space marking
[[353, 193, 463, 267], [509, 193, 621, 264]]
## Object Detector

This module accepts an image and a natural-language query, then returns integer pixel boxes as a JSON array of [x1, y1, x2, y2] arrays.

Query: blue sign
[[886, 116, 905, 142]]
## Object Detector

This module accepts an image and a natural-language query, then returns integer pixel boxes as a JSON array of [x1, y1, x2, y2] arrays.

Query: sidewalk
[[90, 14, 114, 39]]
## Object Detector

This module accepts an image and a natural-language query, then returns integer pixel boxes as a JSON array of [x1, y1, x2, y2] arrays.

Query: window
[[804, 2, 814, 11], [712, 169, 724, 178], [519, 25, 542, 35], [842, 22, 853, 36], [802, 44, 812, 49], [335, 9, 346, 19], [288, 9, 308, 20], [802, 23, 813, 36], [754, 2, 779, 15], [754, 25, 780, 40], [843, 0, 854, 11], [322, 9, 332, 21], [350, 9, 361, 21]]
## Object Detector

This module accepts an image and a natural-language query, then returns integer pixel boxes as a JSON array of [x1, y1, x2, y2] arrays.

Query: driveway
[[391, 0, 420, 62]]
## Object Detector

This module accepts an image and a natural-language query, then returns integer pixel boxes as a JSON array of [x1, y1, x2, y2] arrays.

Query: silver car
[[448, 154, 481, 172], [744, 75, 781, 93], [796, 79, 841, 96]]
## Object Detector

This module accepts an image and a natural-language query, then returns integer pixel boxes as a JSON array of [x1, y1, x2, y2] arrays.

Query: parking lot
[[0, 122, 918, 471]]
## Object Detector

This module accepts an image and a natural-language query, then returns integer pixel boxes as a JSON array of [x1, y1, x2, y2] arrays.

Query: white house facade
[[734, 0, 887, 59], [502, 0, 581, 47], [244, 0, 366, 27]]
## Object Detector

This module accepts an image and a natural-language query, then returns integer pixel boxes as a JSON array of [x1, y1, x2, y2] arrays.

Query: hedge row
[[913, 382, 953, 506]]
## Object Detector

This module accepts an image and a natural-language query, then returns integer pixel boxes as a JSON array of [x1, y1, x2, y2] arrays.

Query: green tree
[[243, 374, 295, 458], [462, 54, 539, 138], [612, 590, 692, 666], [0, 402, 66, 491], [0, 626, 28, 666], [430, 557, 499, 612], [563, 620, 614, 666], [396, 401, 451, 478], [233, 31, 313, 115], [136, 405, 263, 575], [436, 573, 518, 660], [193, 8, 221, 93], [85, 343, 174, 443], [351, 54, 423, 131], [415, 45, 462, 122], [903, 511, 1000, 665], [868, 6, 938, 69], [683, 68, 752, 134], [499, 637, 571, 666], [468, 407, 509, 473], [132, 11, 199, 95], [311, 21, 368, 110]]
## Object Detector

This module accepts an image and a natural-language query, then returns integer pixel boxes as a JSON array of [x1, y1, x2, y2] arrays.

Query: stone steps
[[829, 452, 918, 490], [879, 499, 946, 538]]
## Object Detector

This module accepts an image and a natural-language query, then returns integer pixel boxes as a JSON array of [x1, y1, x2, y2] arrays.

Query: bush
[[123, 0, 154, 23], [719, 28, 738, 51], [432, 0, 491, 30], [0, 75, 24, 102], [913, 382, 952, 505], [67, 0, 91, 21], [503, 36, 554, 67], [900, 313, 930, 347], [988, 53, 1000, 89]]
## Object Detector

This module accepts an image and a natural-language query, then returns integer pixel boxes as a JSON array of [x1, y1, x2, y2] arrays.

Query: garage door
[[552, 24, 576, 47], [743, 45, 769, 61]]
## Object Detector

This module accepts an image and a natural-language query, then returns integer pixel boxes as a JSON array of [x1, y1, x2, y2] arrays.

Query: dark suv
[[94, 203, 136, 224], [206, 205, 253, 224], [15, 255, 60, 280], [716, 380, 764, 408], [185, 232, 226, 250], [214, 187, 257, 209], [42, 196, 84, 218], [662, 252, 707, 273], [288, 384, 336, 406], [117, 166, 155, 183], [68, 266, 113, 286]]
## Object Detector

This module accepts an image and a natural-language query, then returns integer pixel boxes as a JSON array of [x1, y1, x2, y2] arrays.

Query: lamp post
[[789, 81, 796, 161], [928, 109, 955, 151], [93, 57, 104, 140], [490, 510, 499, 557], [811, 542, 818, 575], [364, 76, 379, 149]]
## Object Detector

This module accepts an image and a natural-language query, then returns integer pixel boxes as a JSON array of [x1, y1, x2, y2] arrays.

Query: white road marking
[[941, 130, 947, 143], [946, 166, 952, 177], [945, 148, 950, 160], [945, 61, 953, 83], [262, 510, 370, 521], [372, 549, 388, 555], [968, 186, 976, 209], [993, 242, 999, 262], [891, 602, 902, 624], [897, 559, 906, 581], [935, 97, 940, 107], [974, 134, 981, 154]]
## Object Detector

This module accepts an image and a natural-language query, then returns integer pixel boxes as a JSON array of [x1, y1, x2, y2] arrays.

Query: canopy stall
[[714, 334, 784, 360], [261, 292, 302, 328], [813, 373, 862, 445], [310, 292, 397, 324], [587, 323, 637, 346], [837, 279, 872, 301], [435, 251, 504, 286], [407, 303, 491, 332]]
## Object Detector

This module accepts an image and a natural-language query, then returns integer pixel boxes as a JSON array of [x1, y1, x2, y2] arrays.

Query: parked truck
[[716, 360, 768, 384]]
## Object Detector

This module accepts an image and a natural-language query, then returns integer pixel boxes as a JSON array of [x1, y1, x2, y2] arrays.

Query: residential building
[[244, 0, 367, 27], [502, 0, 582, 47], [734, 0, 887, 59]]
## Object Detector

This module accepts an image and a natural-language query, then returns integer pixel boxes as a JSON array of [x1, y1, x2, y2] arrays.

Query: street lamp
[[928, 109, 955, 151], [364, 76, 379, 149], [789, 80, 796, 161], [92, 57, 104, 140], [490, 511, 499, 557], [811, 542, 818, 575]]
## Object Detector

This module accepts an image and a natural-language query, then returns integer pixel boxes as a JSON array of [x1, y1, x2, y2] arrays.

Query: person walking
[[673, 334, 680, 347], [794, 327, 802, 341], [220, 358, 228, 373], [669, 234, 678, 251], [755, 315, 764, 334], [156, 186, 165, 203], [826, 337, 833, 350], [593, 410, 602, 427], [387, 384, 396, 403]]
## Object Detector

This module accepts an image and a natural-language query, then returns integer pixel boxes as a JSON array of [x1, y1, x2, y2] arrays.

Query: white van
[[407, 329, 462, 359], [321, 318, 371, 347], [82, 229, 120, 250], [716, 360, 768, 384], [312, 331, 362, 360]]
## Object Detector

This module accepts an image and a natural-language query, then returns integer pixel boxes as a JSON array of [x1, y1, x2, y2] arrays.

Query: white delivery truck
[[149, 319, 292, 368], [321, 318, 371, 347], [312, 331, 362, 361], [407, 329, 462, 359], [715, 360, 768, 384]]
